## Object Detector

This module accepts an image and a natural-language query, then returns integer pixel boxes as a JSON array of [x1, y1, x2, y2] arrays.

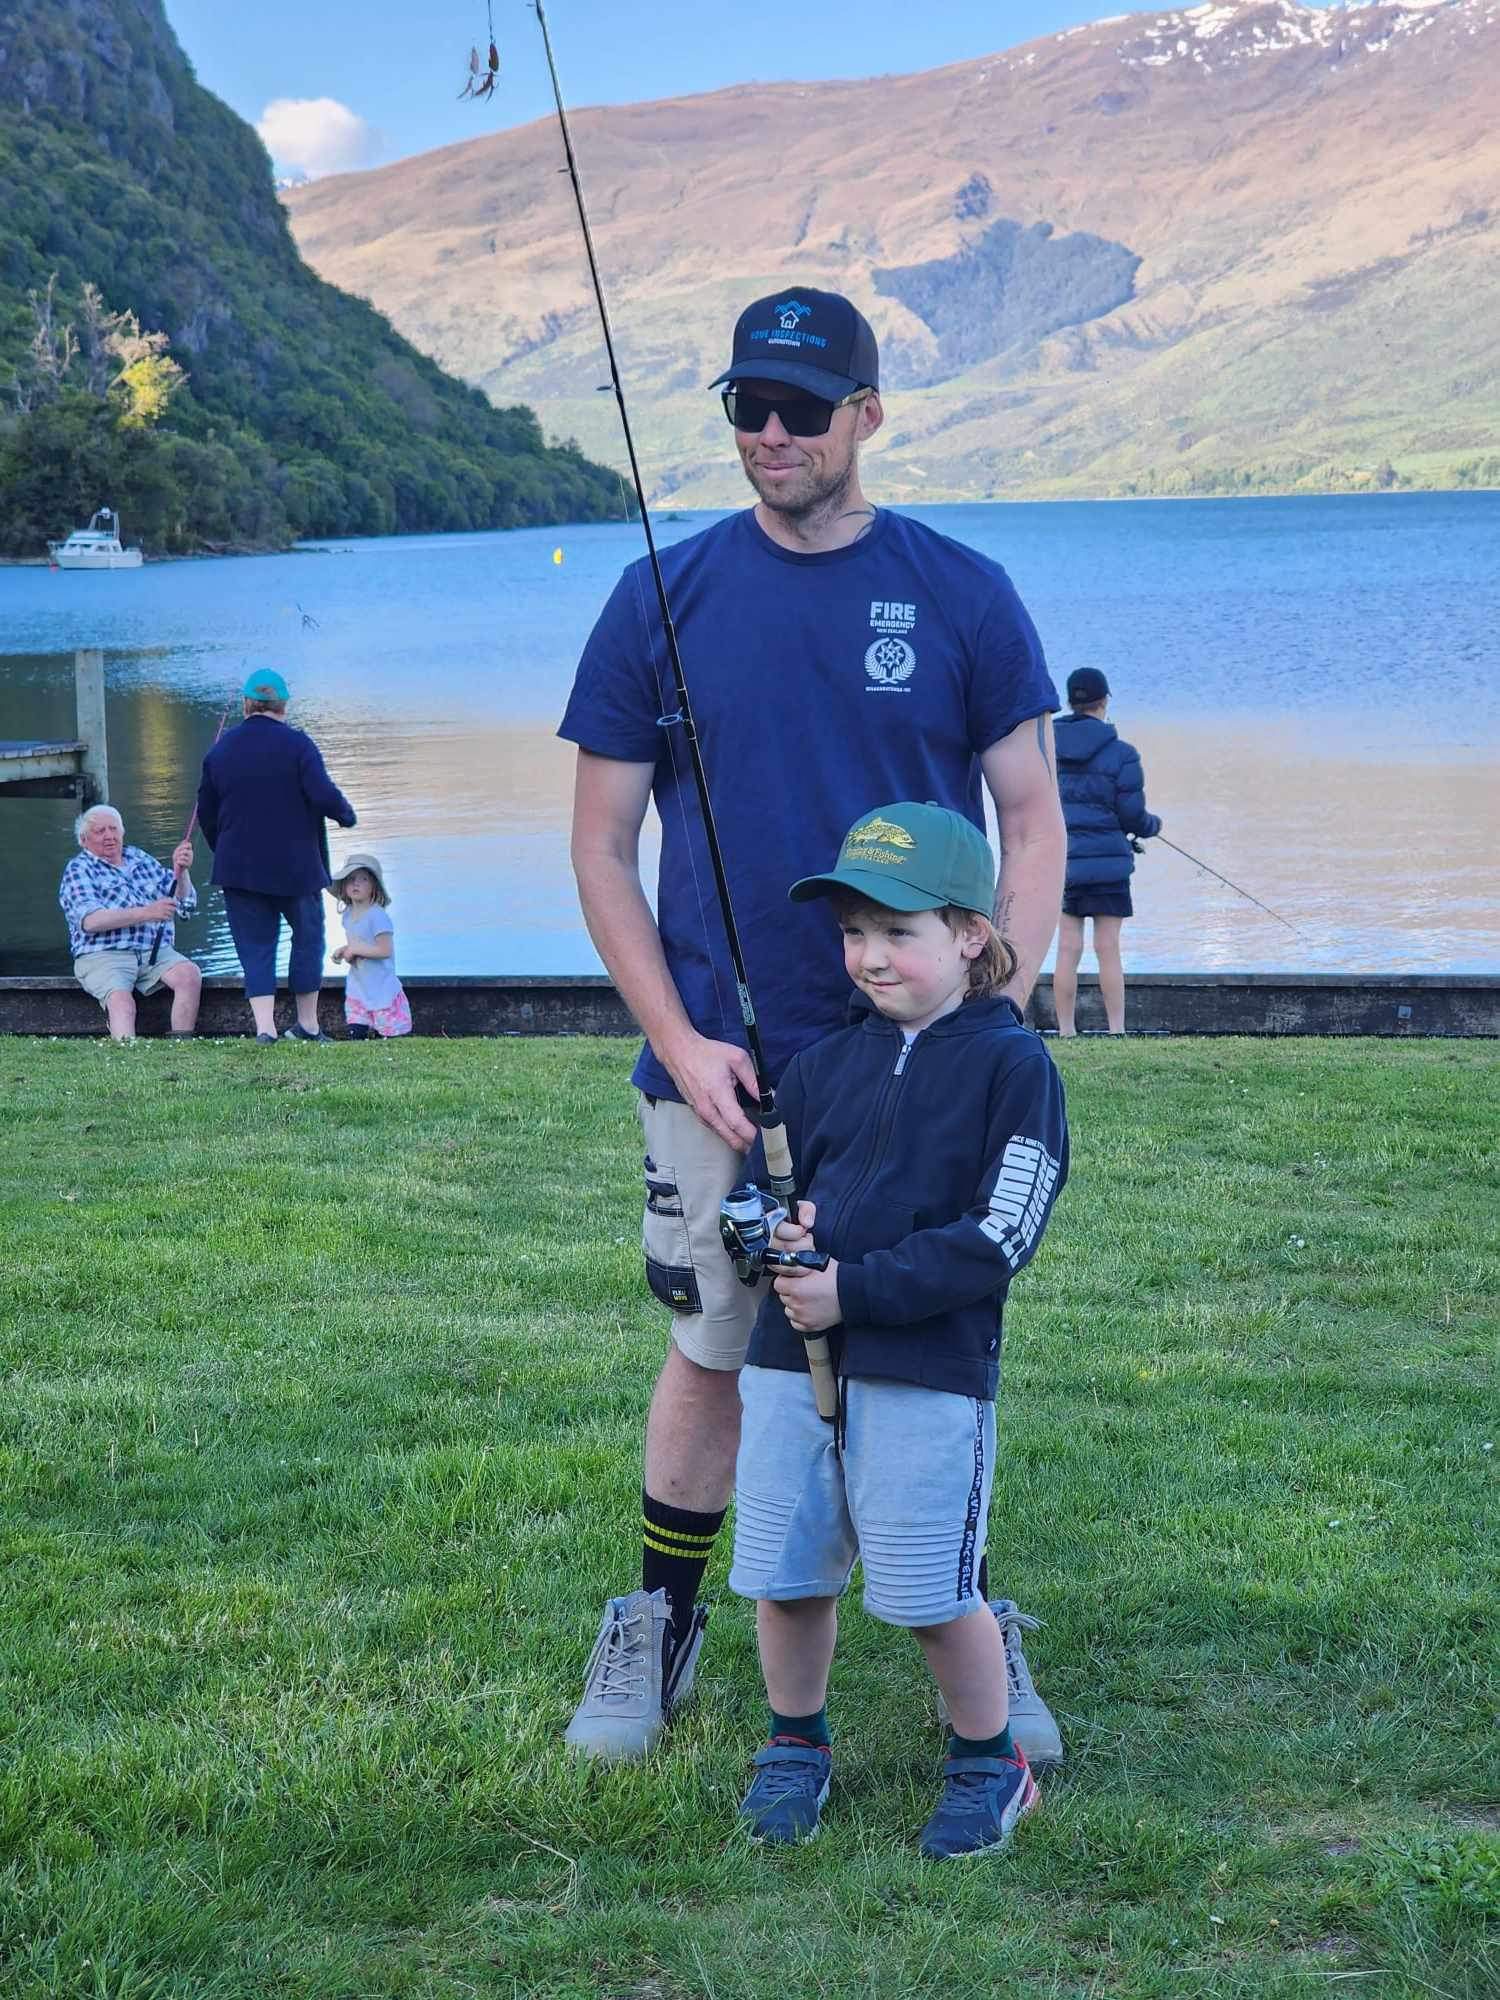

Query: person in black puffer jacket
[[1053, 668, 1161, 1036]]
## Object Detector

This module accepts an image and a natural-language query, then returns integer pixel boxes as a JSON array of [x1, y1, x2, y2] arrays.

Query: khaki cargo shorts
[[74, 946, 188, 1007], [637, 1091, 761, 1372]]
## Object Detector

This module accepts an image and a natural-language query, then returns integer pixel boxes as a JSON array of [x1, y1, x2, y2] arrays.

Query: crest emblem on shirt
[[865, 598, 918, 691], [865, 636, 916, 686]]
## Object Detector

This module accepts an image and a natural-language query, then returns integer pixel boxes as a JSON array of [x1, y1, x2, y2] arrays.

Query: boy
[[728, 802, 1068, 1859]]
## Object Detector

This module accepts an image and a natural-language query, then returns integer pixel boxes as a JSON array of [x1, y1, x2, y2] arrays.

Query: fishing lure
[[458, 2, 501, 99]]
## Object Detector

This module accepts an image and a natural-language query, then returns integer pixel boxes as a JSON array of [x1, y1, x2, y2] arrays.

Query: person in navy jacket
[[727, 802, 1068, 1861], [1053, 668, 1161, 1036], [196, 668, 356, 1043]]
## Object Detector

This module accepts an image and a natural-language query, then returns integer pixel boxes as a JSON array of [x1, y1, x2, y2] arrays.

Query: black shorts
[[1062, 886, 1133, 920]]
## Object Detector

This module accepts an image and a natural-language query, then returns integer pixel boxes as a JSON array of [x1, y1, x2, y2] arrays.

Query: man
[[196, 669, 356, 1044], [59, 805, 201, 1042], [558, 287, 1066, 1764], [1053, 667, 1162, 1037]]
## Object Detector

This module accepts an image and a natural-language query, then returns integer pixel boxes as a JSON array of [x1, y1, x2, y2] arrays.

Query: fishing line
[[530, 0, 783, 1132], [1153, 833, 1302, 936]]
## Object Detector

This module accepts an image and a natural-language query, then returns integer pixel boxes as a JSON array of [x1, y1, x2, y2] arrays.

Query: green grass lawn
[[2, 1036, 1496, 2000]]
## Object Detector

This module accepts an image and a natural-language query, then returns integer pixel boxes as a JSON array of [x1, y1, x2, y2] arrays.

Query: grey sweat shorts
[[638, 1092, 760, 1372], [729, 1365, 997, 1629]]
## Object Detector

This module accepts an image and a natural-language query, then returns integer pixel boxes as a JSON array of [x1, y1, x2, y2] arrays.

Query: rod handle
[[804, 1333, 838, 1422], [762, 1116, 793, 1184]]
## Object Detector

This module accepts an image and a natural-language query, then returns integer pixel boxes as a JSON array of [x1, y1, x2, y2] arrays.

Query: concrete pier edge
[[1, 972, 1496, 1039]]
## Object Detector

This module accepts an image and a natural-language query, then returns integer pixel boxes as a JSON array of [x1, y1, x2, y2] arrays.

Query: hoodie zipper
[[819, 1022, 917, 1249]]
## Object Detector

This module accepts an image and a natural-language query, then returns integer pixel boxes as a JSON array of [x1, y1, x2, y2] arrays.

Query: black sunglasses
[[721, 385, 870, 437]]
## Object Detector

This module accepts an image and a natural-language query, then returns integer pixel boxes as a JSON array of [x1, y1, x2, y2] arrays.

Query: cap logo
[[751, 297, 829, 354], [847, 816, 915, 860]]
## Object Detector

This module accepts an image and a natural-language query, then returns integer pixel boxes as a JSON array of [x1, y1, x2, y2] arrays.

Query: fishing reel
[[719, 1182, 830, 1288]]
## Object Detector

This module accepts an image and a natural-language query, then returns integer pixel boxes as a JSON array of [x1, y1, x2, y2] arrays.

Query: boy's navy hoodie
[[1054, 713, 1160, 893], [747, 994, 1068, 1402]]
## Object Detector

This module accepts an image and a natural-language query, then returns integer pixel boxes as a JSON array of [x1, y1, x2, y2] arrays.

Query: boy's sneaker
[[937, 1599, 1064, 1771], [919, 1746, 1040, 1861], [563, 1588, 706, 1762], [738, 1739, 833, 1846]]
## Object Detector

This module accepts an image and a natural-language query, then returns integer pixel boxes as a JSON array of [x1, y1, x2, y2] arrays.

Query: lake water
[[3, 492, 1497, 979]]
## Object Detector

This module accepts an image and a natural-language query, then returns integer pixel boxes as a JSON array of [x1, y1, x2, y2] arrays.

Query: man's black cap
[[709, 288, 879, 401], [1066, 667, 1111, 705]]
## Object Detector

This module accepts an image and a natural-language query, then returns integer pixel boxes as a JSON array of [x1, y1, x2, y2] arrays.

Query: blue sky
[[163, 1, 1341, 177]]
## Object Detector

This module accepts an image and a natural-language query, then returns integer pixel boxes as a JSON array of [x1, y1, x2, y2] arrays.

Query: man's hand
[[659, 1028, 761, 1150], [171, 840, 194, 872], [141, 897, 176, 922]]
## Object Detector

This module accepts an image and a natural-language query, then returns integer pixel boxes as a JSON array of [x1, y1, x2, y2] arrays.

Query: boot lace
[[590, 1605, 648, 1704]]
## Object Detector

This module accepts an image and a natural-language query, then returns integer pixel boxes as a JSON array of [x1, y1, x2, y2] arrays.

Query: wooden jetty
[[0, 649, 108, 803]]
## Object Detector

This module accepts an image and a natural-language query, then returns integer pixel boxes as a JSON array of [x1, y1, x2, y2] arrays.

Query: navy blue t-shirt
[[558, 507, 1056, 1100]]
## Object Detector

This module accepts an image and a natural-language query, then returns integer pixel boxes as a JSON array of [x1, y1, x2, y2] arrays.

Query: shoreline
[[2, 972, 1495, 1040], [5, 484, 1497, 568]]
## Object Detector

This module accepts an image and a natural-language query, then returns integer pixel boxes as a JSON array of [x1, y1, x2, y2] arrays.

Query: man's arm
[[298, 737, 357, 828], [980, 711, 1067, 1008], [571, 748, 759, 1149]]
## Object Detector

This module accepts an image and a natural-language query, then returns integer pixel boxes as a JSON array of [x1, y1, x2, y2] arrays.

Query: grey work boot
[[938, 1599, 1064, 1772], [563, 1587, 707, 1762]]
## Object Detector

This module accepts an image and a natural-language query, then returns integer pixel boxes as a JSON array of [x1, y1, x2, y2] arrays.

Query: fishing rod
[[1150, 833, 1302, 936], [530, 0, 837, 1418], [147, 699, 233, 967]]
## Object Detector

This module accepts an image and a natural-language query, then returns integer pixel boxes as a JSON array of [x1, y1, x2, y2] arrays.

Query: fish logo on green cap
[[789, 800, 995, 916]]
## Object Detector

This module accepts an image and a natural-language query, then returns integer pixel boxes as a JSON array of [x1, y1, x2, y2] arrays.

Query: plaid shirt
[[59, 846, 198, 961]]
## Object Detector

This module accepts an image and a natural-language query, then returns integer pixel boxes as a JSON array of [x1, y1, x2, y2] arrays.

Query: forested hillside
[[0, 0, 625, 555]]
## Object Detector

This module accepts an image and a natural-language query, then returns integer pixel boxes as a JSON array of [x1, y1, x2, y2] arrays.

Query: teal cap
[[789, 801, 995, 916], [242, 668, 289, 702]]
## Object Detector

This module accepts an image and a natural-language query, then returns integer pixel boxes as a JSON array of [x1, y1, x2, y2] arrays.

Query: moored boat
[[47, 507, 144, 570]]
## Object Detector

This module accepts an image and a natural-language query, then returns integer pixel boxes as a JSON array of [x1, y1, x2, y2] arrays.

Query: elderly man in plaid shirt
[[59, 805, 202, 1042]]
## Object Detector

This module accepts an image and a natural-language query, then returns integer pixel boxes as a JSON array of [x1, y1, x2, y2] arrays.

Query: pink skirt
[[345, 986, 412, 1037]]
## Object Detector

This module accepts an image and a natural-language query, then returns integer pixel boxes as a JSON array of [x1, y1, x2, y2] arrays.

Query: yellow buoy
[[552, 547, 564, 565]]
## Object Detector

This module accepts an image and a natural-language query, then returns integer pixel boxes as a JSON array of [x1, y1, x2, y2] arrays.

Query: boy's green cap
[[789, 801, 995, 916], [243, 667, 289, 702]]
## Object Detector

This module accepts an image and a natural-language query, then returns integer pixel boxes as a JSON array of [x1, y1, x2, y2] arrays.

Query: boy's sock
[[949, 1725, 1016, 1761], [770, 1706, 830, 1747], [642, 1489, 726, 1645]]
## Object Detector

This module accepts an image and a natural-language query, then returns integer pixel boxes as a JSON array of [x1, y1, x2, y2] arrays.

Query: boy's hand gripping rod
[[532, 1, 837, 1420]]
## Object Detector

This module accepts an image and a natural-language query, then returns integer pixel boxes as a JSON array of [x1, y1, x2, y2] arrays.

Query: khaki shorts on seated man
[[58, 805, 202, 1043]]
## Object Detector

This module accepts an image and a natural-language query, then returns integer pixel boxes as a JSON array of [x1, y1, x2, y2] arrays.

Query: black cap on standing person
[[1065, 668, 1110, 708], [709, 289, 880, 402]]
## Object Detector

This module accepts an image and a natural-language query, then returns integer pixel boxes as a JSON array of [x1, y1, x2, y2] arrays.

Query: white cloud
[[256, 97, 380, 179]]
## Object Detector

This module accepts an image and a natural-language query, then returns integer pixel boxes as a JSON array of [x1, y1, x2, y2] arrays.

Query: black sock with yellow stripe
[[642, 1489, 726, 1642]]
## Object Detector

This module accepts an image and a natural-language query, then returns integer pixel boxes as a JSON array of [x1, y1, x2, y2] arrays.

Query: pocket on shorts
[[642, 1154, 702, 1315]]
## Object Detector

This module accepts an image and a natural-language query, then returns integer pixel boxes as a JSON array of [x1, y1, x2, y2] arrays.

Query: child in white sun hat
[[328, 852, 411, 1039]]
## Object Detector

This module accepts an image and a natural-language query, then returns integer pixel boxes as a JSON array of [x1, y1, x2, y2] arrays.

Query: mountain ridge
[[282, 0, 1500, 506]]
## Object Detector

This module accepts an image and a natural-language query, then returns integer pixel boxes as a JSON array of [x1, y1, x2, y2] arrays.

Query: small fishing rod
[[530, 0, 837, 1418], [147, 699, 233, 967], [1151, 833, 1302, 936]]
